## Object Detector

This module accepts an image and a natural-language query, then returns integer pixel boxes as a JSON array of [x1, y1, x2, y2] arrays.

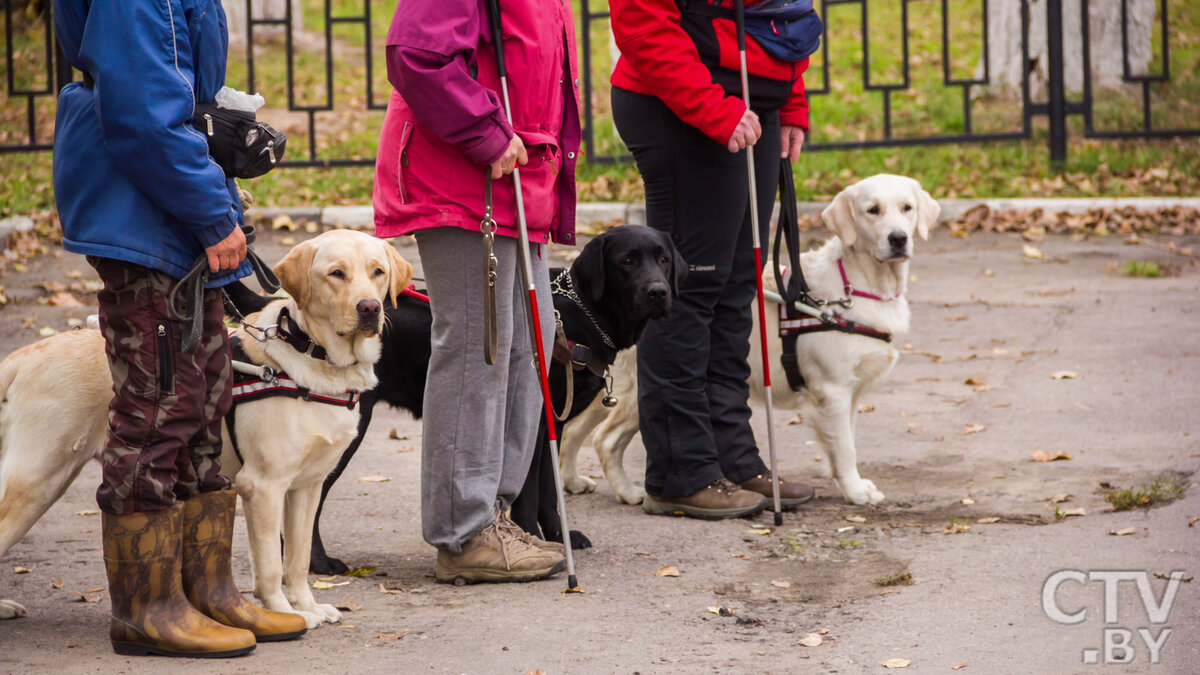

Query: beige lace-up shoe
[[434, 519, 566, 584], [495, 510, 566, 555]]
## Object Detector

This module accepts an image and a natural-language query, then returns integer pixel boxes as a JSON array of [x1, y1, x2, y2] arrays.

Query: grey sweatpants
[[415, 227, 553, 553]]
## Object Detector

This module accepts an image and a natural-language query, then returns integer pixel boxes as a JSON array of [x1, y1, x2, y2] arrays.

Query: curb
[[245, 197, 1200, 232]]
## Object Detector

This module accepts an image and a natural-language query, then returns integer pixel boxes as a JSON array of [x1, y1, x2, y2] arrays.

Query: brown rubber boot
[[181, 490, 307, 642], [102, 505, 256, 658], [434, 519, 566, 584], [738, 472, 816, 509], [642, 478, 767, 519], [495, 509, 566, 555]]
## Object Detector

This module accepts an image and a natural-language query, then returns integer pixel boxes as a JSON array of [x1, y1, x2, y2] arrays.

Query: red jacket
[[374, 0, 581, 246], [610, 0, 810, 146]]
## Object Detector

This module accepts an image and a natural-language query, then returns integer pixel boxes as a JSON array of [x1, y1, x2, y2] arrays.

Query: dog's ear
[[572, 232, 608, 304], [663, 230, 687, 298], [914, 183, 940, 241], [384, 243, 413, 307], [274, 238, 318, 309], [822, 189, 857, 247]]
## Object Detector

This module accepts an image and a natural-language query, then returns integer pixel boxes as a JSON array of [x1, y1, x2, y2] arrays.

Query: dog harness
[[549, 269, 619, 420], [225, 324, 361, 464], [777, 265, 894, 392]]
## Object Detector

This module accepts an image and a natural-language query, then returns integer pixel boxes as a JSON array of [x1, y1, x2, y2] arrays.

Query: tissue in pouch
[[214, 86, 265, 113]]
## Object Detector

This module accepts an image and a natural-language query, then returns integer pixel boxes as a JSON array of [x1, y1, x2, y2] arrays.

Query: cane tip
[[774, 512, 783, 527]]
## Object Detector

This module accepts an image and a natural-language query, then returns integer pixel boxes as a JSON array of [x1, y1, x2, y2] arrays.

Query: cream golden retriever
[[0, 230, 411, 627], [560, 174, 940, 506]]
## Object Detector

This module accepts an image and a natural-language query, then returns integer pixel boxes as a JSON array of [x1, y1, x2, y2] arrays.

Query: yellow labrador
[[560, 174, 939, 507], [0, 230, 411, 627]]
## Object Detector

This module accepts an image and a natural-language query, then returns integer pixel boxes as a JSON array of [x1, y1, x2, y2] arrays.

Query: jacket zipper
[[398, 120, 412, 204], [157, 323, 175, 394]]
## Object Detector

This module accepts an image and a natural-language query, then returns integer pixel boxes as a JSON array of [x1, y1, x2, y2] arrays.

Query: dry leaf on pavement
[[798, 633, 823, 647], [844, 515, 866, 523], [953, 664, 969, 671], [376, 630, 408, 640], [1059, 508, 1087, 518], [654, 565, 681, 577], [745, 528, 772, 535], [883, 658, 912, 668], [976, 517, 1001, 524], [770, 580, 792, 589], [1022, 244, 1044, 259], [961, 424, 985, 435], [335, 594, 362, 612], [1049, 494, 1074, 503], [1050, 370, 1078, 380], [358, 474, 392, 483], [1031, 450, 1072, 462], [1109, 528, 1136, 536]]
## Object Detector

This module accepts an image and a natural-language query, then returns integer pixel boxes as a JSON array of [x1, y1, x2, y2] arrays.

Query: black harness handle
[[773, 158, 811, 304]]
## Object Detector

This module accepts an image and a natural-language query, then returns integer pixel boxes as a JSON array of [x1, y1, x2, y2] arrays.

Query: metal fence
[[2, 0, 1198, 165]]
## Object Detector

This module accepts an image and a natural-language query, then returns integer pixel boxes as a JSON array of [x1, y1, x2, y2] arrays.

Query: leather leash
[[480, 173, 499, 365], [169, 224, 281, 352]]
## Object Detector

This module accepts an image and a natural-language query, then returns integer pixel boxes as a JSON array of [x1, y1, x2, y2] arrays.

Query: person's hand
[[780, 125, 805, 162], [206, 225, 247, 272], [726, 108, 762, 153], [490, 134, 529, 179]]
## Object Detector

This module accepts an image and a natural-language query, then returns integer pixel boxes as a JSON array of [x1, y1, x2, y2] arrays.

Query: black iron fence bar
[[940, 0, 992, 136], [4, 1, 55, 149]]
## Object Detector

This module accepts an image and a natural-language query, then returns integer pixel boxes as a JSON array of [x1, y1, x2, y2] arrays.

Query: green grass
[[1105, 476, 1188, 511], [2, 0, 1199, 213], [873, 567, 914, 587], [1121, 259, 1164, 277]]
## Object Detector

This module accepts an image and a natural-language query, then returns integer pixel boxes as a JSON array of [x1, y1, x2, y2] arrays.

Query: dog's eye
[[867, 205, 881, 215], [659, 255, 669, 265], [902, 204, 913, 212], [622, 256, 633, 265], [329, 269, 345, 280], [374, 267, 385, 277]]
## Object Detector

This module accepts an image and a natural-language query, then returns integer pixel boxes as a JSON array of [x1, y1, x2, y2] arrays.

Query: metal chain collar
[[550, 269, 615, 349]]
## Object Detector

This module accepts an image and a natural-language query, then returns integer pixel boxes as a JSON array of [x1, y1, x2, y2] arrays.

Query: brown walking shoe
[[434, 518, 566, 584], [642, 478, 767, 520], [738, 472, 815, 509], [495, 509, 566, 555]]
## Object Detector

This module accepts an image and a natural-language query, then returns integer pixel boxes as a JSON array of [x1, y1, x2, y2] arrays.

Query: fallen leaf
[[13, 566, 30, 574], [730, 553, 750, 560], [74, 509, 99, 516], [953, 664, 968, 670], [976, 517, 1000, 524], [335, 594, 362, 612], [819, 628, 830, 635], [706, 606, 735, 616], [1059, 508, 1087, 518], [378, 583, 404, 595], [944, 522, 971, 534], [770, 580, 792, 589], [358, 474, 392, 483], [563, 586, 586, 594], [68, 588, 102, 603], [883, 658, 912, 668], [272, 214, 297, 231], [961, 498, 976, 505], [857, 404, 875, 413], [52, 580, 64, 589], [798, 633, 823, 647], [388, 429, 407, 441], [1022, 244, 1045, 259], [973, 384, 993, 392], [964, 377, 987, 386], [961, 424, 985, 435], [345, 567, 375, 577], [655, 565, 681, 577], [38, 326, 58, 338], [745, 528, 772, 535], [312, 579, 350, 589], [375, 630, 408, 640], [1050, 370, 1078, 380], [787, 413, 805, 425], [45, 292, 86, 308], [85, 586, 105, 593], [1032, 450, 1072, 462], [1049, 494, 1074, 503], [1109, 528, 1136, 536], [845, 515, 867, 523], [1189, 516, 1200, 527], [945, 315, 968, 322]]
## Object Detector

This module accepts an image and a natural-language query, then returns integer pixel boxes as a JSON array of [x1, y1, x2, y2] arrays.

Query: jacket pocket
[[396, 120, 414, 205]]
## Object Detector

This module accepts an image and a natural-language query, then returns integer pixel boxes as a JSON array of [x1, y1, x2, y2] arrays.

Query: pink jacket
[[373, 0, 581, 246]]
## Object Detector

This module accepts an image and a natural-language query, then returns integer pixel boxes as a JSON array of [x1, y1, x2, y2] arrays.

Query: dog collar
[[551, 269, 615, 349], [276, 306, 330, 362], [838, 259, 901, 302]]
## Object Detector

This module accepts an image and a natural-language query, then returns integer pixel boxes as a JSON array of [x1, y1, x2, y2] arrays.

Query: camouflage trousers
[[89, 257, 233, 516]]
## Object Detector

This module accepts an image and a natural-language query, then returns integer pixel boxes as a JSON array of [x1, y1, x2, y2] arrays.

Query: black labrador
[[227, 225, 684, 574]]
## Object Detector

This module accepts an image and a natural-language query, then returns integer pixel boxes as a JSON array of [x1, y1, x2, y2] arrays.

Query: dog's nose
[[888, 231, 908, 249], [647, 283, 669, 304], [356, 299, 381, 321]]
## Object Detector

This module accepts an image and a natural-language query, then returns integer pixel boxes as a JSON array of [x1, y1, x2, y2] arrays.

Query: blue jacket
[[52, 0, 251, 285]]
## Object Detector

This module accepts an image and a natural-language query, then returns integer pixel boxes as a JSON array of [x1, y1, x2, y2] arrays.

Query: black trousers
[[612, 87, 781, 499]]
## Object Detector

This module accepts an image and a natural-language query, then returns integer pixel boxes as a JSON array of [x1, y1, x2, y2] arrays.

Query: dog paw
[[295, 609, 327, 630], [313, 603, 341, 624], [564, 474, 597, 495], [568, 530, 593, 550], [0, 598, 28, 620], [309, 555, 350, 576], [615, 485, 645, 505], [838, 478, 885, 505]]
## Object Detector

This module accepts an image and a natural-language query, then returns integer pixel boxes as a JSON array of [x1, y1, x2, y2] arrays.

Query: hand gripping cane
[[734, 0, 784, 527], [484, 0, 579, 590]]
